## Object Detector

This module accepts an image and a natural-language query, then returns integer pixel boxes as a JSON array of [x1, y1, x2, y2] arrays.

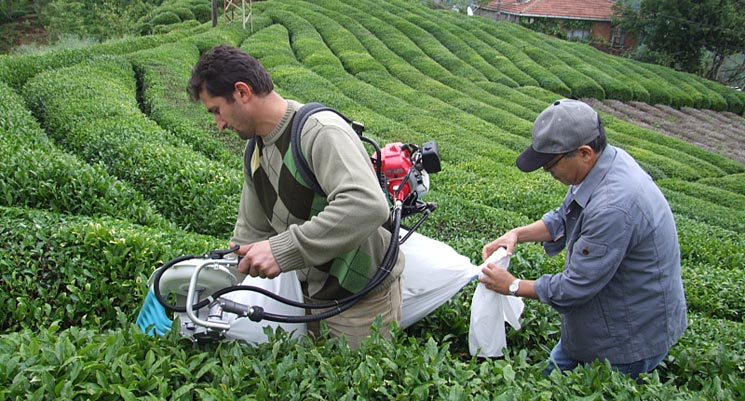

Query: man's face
[[199, 87, 255, 140], [543, 146, 599, 186], [543, 152, 577, 186]]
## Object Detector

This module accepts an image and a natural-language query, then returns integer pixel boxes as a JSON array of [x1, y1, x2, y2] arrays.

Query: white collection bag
[[212, 234, 522, 350], [399, 230, 481, 328], [468, 247, 524, 358], [223, 270, 308, 343]]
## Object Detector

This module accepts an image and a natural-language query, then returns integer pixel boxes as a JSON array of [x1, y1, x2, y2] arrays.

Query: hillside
[[1, 0, 744, 399], [586, 99, 745, 165]]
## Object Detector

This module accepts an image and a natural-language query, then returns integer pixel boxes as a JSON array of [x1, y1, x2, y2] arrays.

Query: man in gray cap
[[478, 99, 687, 379]]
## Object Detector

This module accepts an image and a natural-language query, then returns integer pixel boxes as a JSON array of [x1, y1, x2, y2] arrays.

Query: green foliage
[[0, 23, 207, 90], [0, 206, 221, 333], [23, 56, 241, 237], [665, 313, 745, 392], [0, 0, 34, 23], [39, 0, 162, 42], [663, 189, 745, 233], [137, 0, 224, 35], [1, 0, 744, 398], [149, 10, 180, 26], [520, 17, 565, 38], [0, 82, 167, 227], [191, 3, 212, 23], [128, 42, 243, 168], [660, 179, 745, 212], [2, 320, 742, 400], [614, 0, 745, 83], [698, 173, 745, 196]]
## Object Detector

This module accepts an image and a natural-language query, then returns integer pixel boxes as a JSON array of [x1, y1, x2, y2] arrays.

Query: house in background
[[476, 0, 637, 54]]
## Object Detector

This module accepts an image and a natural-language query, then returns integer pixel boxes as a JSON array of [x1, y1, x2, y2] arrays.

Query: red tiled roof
[[486, 0, 615, 21]]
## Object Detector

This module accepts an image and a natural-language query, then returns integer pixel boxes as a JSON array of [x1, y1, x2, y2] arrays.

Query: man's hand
[[478, 262, 515, 295], [482, 230, 519, 261], [482, 221, 553, 262], [231, 240, 281, 279]]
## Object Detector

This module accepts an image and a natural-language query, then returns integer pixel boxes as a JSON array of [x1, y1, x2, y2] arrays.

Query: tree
[[613, 0, 745, 85]]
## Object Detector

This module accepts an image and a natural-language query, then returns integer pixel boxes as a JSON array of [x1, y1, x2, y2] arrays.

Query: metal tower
[[223, 0, 253, 31]]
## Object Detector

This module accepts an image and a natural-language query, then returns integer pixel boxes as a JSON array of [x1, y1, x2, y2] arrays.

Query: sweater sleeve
[[269, 113, 390, 272]]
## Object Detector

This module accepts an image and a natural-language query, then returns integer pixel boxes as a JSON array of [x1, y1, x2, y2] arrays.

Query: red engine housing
[[372, 142, 416, 202]]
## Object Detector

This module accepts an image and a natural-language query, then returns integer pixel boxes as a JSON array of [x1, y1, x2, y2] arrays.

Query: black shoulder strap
[[291, 102, 362, 197], [245, 102, 363, 198]]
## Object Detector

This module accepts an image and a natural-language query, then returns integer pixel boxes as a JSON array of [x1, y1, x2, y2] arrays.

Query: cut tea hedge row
[[0, 82, 167, 228], [292, 0, 542, 132], [267, 0, 741, 184], [256, 11, 524, 160], [659, 179, 745, 212], [128, 42, 243, 169], [0, 206, 221, 334], [698, 173, 745, 196], [461, 4, 745, 113], [23, 56, 241, 238], [277, 3, 534, 149], [663, 189, 745, 233]]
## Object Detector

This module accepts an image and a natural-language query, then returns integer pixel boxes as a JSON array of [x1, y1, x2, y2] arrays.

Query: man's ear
[[233, 82, 253, 102], [578, 145, 595, 160]]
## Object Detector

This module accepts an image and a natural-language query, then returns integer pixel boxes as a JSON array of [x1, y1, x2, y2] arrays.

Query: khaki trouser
[[306, 275, 403, 349]]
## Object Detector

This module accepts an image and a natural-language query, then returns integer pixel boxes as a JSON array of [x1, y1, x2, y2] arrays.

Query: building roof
[[485, 0, 615, 21]]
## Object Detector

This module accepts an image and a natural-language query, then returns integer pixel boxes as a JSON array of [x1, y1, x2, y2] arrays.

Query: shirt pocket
[[568, 236, 608, 270]]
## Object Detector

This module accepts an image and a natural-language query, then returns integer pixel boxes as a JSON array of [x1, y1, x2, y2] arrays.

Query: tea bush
[[676, 216, 745, 268], [698, 173, 745, 195], [659, 179, 745, 212], [0, 206, 221, 333], [128, 42, 243, 168], [2, 0, 745, 399], [663, 190, 745, 233], [0, 82, 166, 227], [23, 56, 241, 237], [2, 315, 742, 400]]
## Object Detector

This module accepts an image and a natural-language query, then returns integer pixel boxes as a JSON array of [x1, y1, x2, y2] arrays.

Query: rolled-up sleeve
[[542, 207, 566, 256], [535, 205, 634, 313]]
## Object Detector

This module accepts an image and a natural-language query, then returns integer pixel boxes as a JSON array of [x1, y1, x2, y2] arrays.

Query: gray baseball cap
[[516, 99, 603, 172]]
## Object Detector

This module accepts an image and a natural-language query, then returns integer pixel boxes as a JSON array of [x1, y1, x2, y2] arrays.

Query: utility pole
[[212, 0, 218, 27]]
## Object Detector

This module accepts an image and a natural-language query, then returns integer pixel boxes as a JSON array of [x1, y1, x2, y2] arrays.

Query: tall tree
[[613, 0, 745, 83]]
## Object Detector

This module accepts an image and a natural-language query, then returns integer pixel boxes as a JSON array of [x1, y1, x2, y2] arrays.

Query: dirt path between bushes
[[583, 98, 745, 167]]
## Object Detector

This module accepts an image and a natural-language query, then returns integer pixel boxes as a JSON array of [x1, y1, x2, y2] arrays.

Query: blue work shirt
[[534, 145, 687, 364]]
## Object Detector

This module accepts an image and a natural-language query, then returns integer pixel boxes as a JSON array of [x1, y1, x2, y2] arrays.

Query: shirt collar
[[571, 145, 616, 208], [263, 99, 300, 145]]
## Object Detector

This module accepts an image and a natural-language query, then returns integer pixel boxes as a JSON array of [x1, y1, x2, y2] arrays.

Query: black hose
[[152, 254, 204, 313], [217, 204, 403, 324], [152, 205, 403, 323]]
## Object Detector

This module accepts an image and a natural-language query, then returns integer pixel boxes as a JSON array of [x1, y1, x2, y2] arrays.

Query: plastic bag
[[468, 247, 524, 358], [222, 270, 308, 343], [137, 232, 495, 343], [399, 230, 481, 328]]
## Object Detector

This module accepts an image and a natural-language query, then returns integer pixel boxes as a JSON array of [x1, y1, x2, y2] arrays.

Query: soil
[[582, 98, 745, 166], [0, 15, 49, 54]]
